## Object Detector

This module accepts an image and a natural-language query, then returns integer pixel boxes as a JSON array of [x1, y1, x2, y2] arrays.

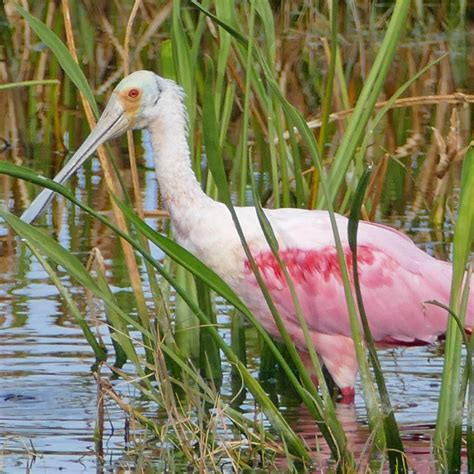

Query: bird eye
[[128, 88, 140, 99]]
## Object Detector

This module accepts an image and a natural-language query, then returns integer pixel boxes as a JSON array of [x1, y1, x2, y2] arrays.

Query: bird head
[[21, 70, 167, 223], [111, 70, 165, 130], [90, 70, 165, 141]]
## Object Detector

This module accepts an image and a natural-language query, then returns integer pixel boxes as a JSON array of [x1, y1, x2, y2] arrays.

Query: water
[[0, 247, 123, 472], [0, 141, 457, 472]]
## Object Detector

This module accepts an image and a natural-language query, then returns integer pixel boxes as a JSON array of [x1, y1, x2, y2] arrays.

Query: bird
[[21, 70, 474, 402]]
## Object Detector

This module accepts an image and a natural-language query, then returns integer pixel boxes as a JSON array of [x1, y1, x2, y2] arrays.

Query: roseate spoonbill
[[21, 71, 474, 401]]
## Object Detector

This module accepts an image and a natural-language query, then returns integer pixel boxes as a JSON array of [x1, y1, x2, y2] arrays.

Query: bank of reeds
[[0, 1, 473, 471]]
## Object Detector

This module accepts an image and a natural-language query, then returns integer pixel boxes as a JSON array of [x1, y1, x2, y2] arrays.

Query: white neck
[[147, 82, 211, 217]]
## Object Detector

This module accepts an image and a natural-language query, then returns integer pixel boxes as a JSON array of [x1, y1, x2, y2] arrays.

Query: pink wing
[[241, 220, 472, 345]]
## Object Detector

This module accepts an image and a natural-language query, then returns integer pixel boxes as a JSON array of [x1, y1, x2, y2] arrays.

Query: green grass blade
[[195, 278, 222, 382], [0, 79, 60, 90], [427, 282, 472, 472], [467, 277, 474, 473], [25, 242, 107, 362], [175, 264, 200, 363], [230, 308, 247, 403], [254, 0, 275, 63], [171, 0, 197, 147], [344, 53, 449, 214], [348, 168, 407, 472], [202, 57, 227, 203], [238, 0, 256, 205], [435, 143, 474, 468], [214, 0, 233, 114], [287, 126, 307, 208], [449, 276, 472, 473], [309, 0, 338, 208], [323, 0, 410, 206]]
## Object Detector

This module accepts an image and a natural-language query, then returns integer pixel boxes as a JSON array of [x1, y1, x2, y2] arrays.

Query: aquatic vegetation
[[0, 0, 473, 471]]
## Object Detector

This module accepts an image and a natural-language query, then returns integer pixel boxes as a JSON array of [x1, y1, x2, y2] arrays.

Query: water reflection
[[288, 403, 437, 472]]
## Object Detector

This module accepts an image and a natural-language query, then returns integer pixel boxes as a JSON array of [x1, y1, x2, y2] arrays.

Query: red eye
[[128, 88, 140, 98]]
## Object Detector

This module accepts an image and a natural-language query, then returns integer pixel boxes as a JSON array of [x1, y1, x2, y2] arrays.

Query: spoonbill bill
[[21, 71, 474, 401]]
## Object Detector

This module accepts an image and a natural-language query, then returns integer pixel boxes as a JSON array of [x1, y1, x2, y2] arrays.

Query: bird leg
[[338, 387, 356, 404], [313, 333, 359, 403], [299, 346, 357, 403]]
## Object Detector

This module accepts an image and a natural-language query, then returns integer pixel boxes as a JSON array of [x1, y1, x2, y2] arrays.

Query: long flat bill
[[21, 98, 128, 224]]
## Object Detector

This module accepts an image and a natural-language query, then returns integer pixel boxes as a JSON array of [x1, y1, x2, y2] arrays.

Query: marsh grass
[[0, 0, 473, 471]]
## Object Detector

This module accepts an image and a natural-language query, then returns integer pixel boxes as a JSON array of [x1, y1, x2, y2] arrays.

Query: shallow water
[[0, 138, 458, 473]]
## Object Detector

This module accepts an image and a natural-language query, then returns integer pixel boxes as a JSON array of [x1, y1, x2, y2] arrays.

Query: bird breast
[[171, 202, 248, 287]]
